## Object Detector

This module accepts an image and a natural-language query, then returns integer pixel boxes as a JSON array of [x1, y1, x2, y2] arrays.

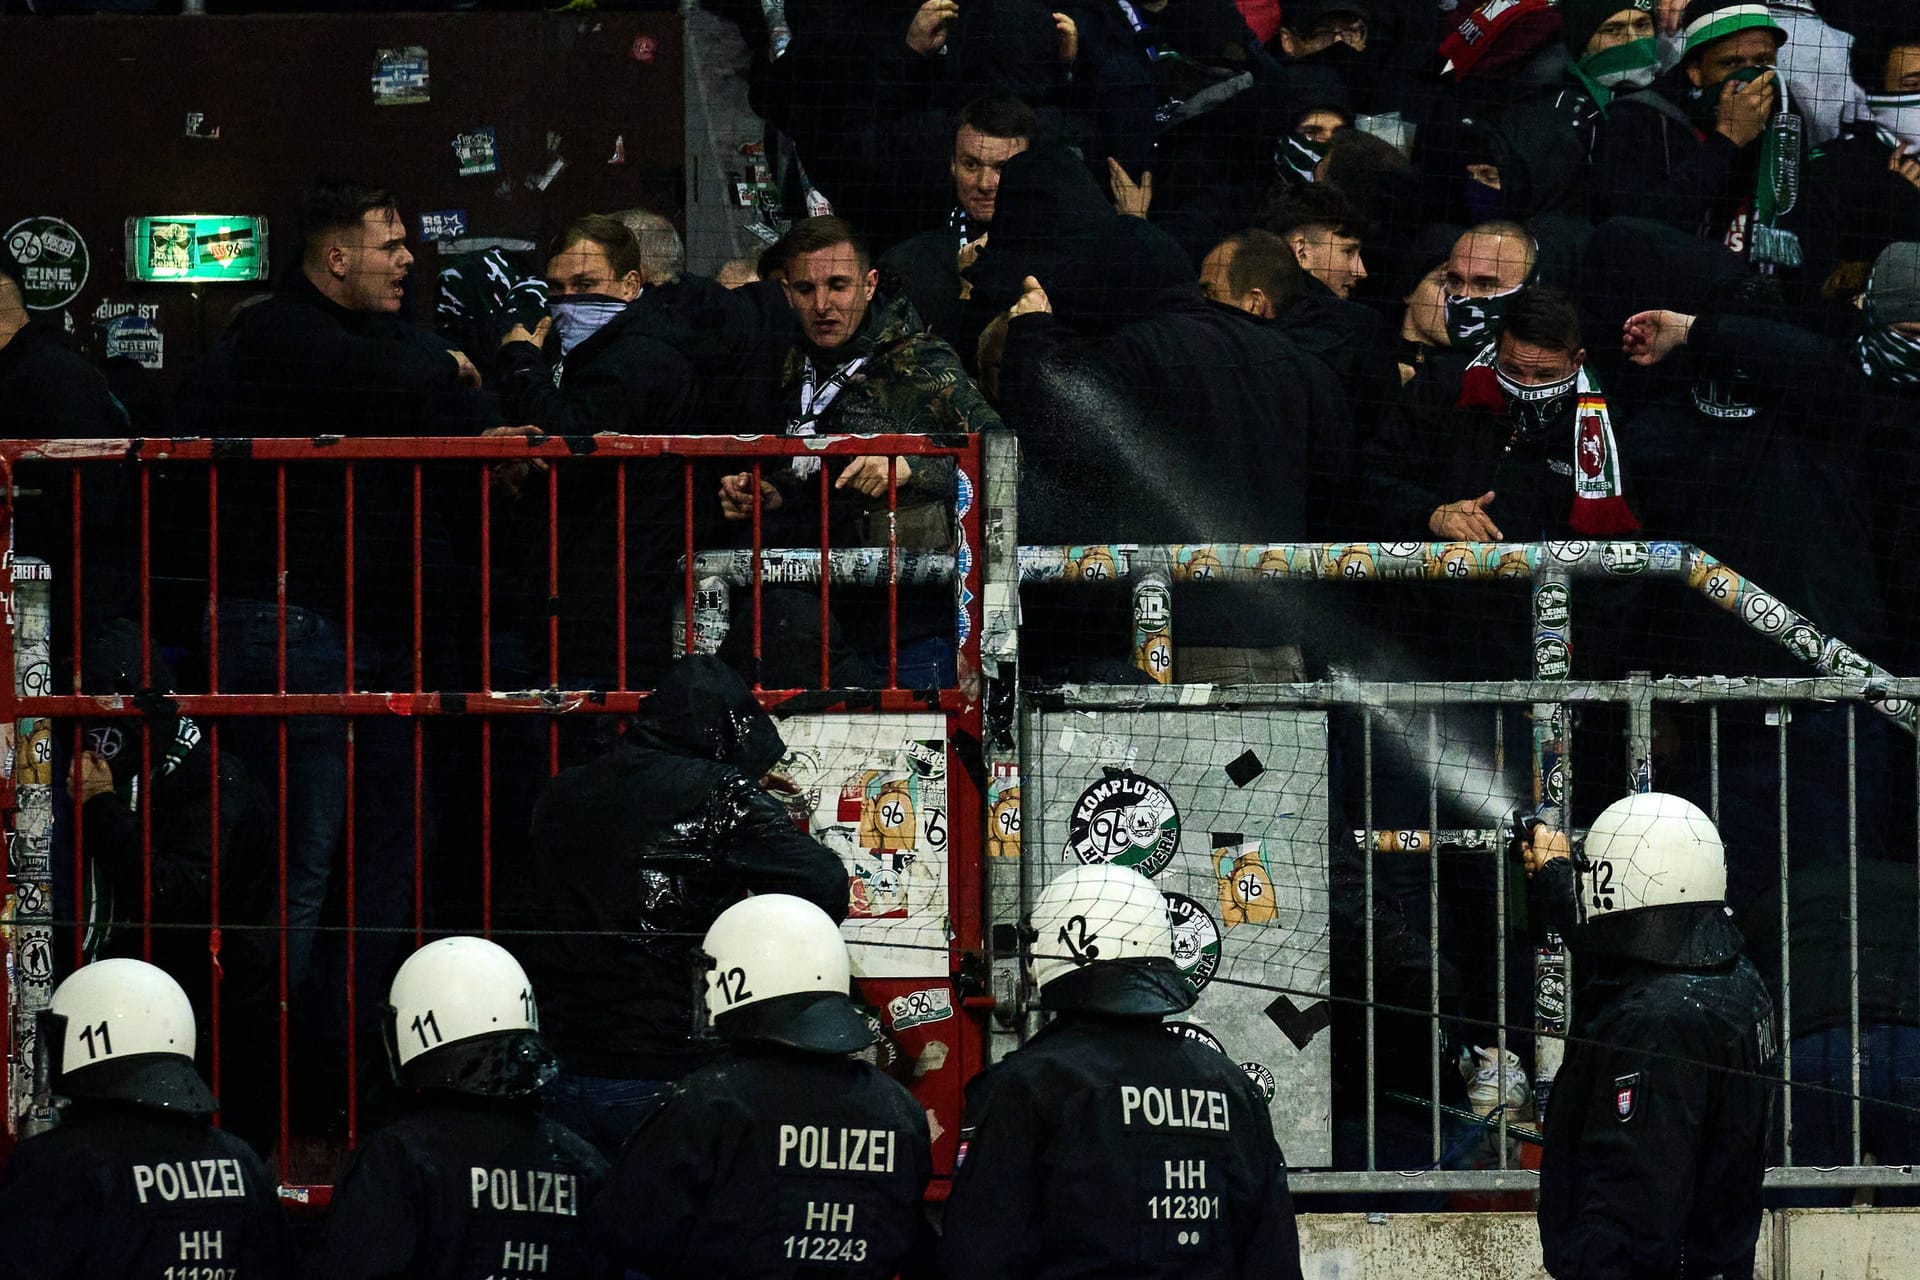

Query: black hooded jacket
[[511, 657, 848, 1079], [1533, 861, 1778, 1280], [999, 212, 1354, 653]]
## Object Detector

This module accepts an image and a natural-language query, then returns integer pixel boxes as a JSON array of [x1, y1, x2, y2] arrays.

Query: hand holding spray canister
[[1510, 804, 1570, 1126]]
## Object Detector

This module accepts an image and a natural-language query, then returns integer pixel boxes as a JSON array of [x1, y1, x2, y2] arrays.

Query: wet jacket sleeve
[[1551, 1011, 1710, 1279], [589, 1087, 729, 1272], [312, 1135, 421, 1280], [936, 1070, 1042, 1280], [711, 772, 850, 923]]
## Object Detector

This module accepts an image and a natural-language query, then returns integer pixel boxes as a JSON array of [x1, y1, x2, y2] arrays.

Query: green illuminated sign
[[124, 215, 270, 283]]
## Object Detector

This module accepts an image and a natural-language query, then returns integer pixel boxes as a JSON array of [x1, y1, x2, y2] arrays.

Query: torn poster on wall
[[773, 713, 950, 978]]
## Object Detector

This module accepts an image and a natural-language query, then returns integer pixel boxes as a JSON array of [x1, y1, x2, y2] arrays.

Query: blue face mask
[[549, 293, 629, 354]]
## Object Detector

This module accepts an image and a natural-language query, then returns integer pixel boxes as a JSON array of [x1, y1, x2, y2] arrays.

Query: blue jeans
[[541, 1072, 672, 1161], [1772, 1024, 1920, 1207], [207, 601, 419, 1049]]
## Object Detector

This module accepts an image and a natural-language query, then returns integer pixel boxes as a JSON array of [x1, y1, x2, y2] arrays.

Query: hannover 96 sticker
[[1163, 893, 1222, 993], [1066, 774, 1181, 878]]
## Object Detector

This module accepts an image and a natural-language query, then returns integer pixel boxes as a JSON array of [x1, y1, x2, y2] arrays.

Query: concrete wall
[[1300, 1209, 1920, 1279]]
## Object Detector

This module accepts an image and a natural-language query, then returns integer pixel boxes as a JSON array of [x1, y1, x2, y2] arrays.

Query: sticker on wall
[[1241, 1061, 1277, 1103], [1214, 838, 1277, 929], [1166, 1021, 1227, 1055], [888, 986, 954, 1032], [373, 46, 431, 106], [453, 128, 500, 177], [102, 314, 163, 370], [1164, 892, 1222, 993], [987, 766, 1021, 860], [631, 34, 658, 63], [6, 217, 90, 312], [418, 210, 470, 244], [184, 111, 220, 140], [1065, 773, 1181, 878]]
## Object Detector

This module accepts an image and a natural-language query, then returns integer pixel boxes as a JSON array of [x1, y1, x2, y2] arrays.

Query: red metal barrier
[[0, 432, 986, 1198]]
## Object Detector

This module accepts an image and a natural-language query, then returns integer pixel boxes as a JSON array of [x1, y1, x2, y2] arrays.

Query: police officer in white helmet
[[313, 936, 614, 1279], [1523, 792, 1778, 1279], [939, 864, 1304, 1280], [588, 893, 934, 1278], [0, 958, 292, 1276]]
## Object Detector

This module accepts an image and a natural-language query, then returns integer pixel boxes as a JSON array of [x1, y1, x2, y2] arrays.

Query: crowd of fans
[[5, 0, 1920, 1190]]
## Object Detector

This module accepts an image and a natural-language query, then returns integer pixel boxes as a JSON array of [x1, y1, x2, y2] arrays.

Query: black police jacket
[[589, 1045, 935, 1279], [1537, 900, 1779, 1280], [511, 656, 849, 1079], [939, 1013, 1304, 1280], [312, 1094, 613, 1280], [0, 1101, 291, 1280]]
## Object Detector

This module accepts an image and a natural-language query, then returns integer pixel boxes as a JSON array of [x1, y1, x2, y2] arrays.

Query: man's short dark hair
[[772, 216, 871, 276], [548, 214, 642, 280], [1217, 230, 1308, 310], [1502, 287, 1582, 354], [1849, 30, 1920, 92], [1259, 183, 1369, 241], [299, 176, 398, 247], [958, 94, 1038, 144]]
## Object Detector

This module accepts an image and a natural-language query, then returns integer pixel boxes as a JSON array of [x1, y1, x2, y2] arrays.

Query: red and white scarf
[[1458, 342, 1639, 536]]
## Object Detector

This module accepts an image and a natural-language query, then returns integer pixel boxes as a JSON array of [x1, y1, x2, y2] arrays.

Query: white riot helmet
[[1028, 865, 1195, 1016], [384, 937, 558, 1097], [1580, 792, 1727, 920], [43, 958, 214, 1113], [700, 894, 875, 1053]]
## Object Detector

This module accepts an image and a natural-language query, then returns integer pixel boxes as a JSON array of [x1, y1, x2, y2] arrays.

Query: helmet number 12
[[411, 1010, 443, 1050], [716, 966, 754, 1006], [1589, 859, 1616, 912]]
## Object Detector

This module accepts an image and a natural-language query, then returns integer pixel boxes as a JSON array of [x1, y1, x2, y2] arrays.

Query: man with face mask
[[1437, 220, 1538, 350], [1801, 28, 1920, 289], [495, 215, 694, 432], [1370, 286, 1639, 547], [1555, 0, 1660, 145], [1592, 3, 1801, 264]]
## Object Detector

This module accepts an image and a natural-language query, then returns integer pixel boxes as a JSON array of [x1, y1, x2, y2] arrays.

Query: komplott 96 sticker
[[1066, 774, 1181, 877], [1163, 893, 1222, 992]]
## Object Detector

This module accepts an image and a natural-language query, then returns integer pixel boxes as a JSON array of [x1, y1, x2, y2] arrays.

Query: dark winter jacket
[[591, 1046, 935, 1279], [1000, 213, 1353, 652], [512, 657, 848, 1079], [315, 1095, 613, 1280], [0, 1101, 292, 1280], [217, 268, 491, 640], [1802, 128, 1920, 286], [939, 1012, 1303, 1280], [1535, 887, 1778, 1280], [1618, 311, 1883, 675], [1592, 71, 1801, 254], [878, 222, 970, 360], [0, 316, 137, 645]]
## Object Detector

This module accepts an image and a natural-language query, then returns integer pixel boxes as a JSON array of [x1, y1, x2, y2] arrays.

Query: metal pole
[[1531, 566, 1573, 1125], [1363, 714, 1376, 1171], [1848, 706, 1861, 1167], [1131, 563, 1173, 685], [1779, 708, 1793, 1168], [1428, 710, 1442, 1165]]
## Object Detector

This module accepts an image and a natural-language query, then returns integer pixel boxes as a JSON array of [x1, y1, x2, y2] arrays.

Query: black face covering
[[1496, 365, 1578, 442]]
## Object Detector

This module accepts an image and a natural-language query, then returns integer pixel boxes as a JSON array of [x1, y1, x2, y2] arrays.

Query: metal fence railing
[[4, 427, 1916, 1200]]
